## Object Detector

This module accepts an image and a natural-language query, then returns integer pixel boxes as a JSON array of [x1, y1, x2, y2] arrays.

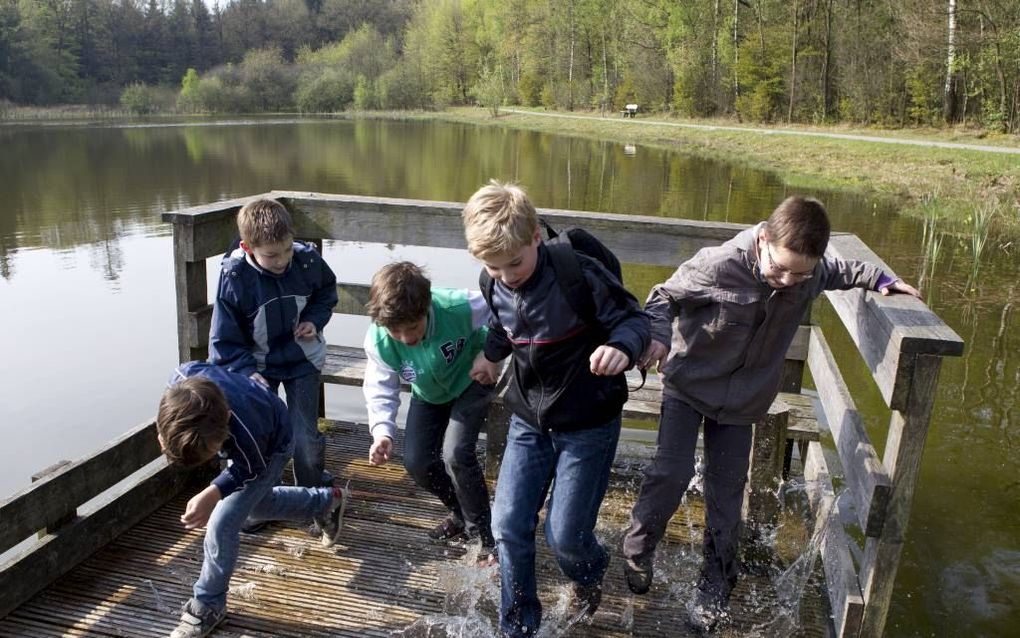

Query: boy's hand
[[590, 345, 630, 376], [470, 352, 501, 386], [369, 436, 393, 466], [294, 321, 318, 340], [250, 372, 269, 388], [880, 279, 921, 298], [638, 340, 670, 372], [181, 484, 222, 530]]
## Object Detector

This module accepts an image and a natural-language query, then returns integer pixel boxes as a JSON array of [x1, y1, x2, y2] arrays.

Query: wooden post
[[780, 300, 812, 478], [859, 354, 942, 637], [30, 461, 75, 538], [484, 382, 512, 484], [172, 224, 208, 363]]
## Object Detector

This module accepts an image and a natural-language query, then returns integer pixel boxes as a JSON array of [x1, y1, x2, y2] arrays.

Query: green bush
[[119, 82, 158, 115], [377, 63, 433, 110], [295, 70, 355, 112], [353, 75, 379, 110]]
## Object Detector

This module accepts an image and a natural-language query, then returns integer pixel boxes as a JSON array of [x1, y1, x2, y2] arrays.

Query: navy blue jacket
[[483, 244, 650, 431], [209, 242, 338, 380], [171, 361, 292, 497]]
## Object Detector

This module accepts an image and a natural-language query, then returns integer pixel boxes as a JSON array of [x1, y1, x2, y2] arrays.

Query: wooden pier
[[0, 192, 963, 637]]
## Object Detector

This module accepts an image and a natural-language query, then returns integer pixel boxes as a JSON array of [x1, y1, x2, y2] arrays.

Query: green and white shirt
[[363, 288, 489, 441]]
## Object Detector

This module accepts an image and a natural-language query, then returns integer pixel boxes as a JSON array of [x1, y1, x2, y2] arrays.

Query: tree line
[[1, 0, 1018, 133]]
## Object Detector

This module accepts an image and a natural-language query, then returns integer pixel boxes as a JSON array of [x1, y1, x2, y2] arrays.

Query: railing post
[[172, 224, 208, 363], [742, 399, 790, 570], [30, 461, 75, 538], [859, 354, 942, 637], [484, 384, 512, 484]]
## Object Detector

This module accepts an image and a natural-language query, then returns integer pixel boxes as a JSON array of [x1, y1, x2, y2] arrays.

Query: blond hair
[[462, 180, 539, 260], [237, 198, 294, 247], [157, 377, 230, 468], [366, 261, 432, 328]]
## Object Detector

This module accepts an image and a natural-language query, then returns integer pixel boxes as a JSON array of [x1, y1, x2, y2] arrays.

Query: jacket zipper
[[515, 289, 545, 430]]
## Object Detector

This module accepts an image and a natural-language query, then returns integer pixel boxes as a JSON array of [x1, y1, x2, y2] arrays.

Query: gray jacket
[[648, 223, 882, 424]]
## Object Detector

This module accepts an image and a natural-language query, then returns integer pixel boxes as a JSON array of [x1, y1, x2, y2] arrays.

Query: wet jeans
[[493, 413, 620, 638], [193, 448, 333, 611], [267, 372, 333, 488], [403, 381, 494, 541], [622, 396, 752, 601]]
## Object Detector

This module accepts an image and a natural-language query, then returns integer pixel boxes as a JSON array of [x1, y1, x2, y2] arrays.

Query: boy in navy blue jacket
[[158, 361, 349, 638], [462, 181, 650, 637], [209, 198, 338, 490]]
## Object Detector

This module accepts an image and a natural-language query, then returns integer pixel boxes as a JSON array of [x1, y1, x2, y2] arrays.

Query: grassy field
[[422, 107, 1020, 237]]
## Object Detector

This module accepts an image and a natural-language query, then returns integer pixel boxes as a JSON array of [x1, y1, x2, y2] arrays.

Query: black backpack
[[478, 217, 622, 327]]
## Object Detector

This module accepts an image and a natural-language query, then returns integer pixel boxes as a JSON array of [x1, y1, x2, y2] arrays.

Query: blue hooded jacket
[[209, 242, 338, 380], [170, 361, 292, 497]]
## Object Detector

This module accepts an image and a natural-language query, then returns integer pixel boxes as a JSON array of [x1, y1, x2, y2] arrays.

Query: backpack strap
[[543, 239, 598, 327], [478, 268, 495, 311]]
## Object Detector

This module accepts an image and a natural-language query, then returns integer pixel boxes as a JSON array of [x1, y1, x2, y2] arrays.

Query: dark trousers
[[622, 396, 753, 600], [403, 381, 494, 540]]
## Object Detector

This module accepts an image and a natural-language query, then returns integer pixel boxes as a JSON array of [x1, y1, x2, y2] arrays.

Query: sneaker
[[317, 480, 350, 548], [427, 514, 467, 542], [623, 556, 653, 595], [572, 580, 603, 617], [170, 599, 225, 638], [687, 587, 727, 634], [240, 520, 270, 534]]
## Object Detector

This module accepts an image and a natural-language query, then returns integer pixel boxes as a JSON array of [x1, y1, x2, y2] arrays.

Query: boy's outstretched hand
[[470, 352, 502, 386], [590, 345, 630, 376], [369, 436, 393, 466], [182, 484, 222, 530], [638, 340, 670, 372], [880, 279, 921, 298]]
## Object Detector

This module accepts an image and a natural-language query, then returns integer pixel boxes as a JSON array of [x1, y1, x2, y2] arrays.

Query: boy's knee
[[442, 445, 479, 475]]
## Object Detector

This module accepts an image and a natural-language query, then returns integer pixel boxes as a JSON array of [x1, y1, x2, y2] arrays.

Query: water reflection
[[0, 118, 1017, 635]]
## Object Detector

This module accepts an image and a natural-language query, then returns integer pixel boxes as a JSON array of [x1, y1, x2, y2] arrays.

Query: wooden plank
[[804, 442, 865, 638], [188, 304, 213, 347], [172, 226, 208, 363], [0, 421, 162, 554], [0, 458, 190, 619], [808, 327, 891, 537], [744, 399, 790, 529], [335, 283, 371, 316], [275, 191, 745, 268], [860, 354, 942, 637], [824, 235, 963, 409]]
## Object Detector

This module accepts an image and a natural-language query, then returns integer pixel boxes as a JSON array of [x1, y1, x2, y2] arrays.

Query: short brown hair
[[157, 377, 230, 468], [366, 261, 432, 328], [462, 180, 539, 260], [237, 198, 294, 247], [766, 196, 831, 258]]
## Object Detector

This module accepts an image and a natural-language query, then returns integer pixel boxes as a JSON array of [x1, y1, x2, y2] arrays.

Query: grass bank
[[423, 107, 1020, 237]]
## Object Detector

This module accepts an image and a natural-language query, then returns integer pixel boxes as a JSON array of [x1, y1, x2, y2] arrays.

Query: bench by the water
[[0, 192, 962, 637], [622, 104, 638, 118]]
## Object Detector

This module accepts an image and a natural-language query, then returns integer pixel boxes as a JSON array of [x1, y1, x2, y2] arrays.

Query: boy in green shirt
[[363, 262, 502, 564]]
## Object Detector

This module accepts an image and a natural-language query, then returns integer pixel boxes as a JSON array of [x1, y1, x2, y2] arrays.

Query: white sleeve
[[468, 290, 491, 331], [362, 331, 401, 441]]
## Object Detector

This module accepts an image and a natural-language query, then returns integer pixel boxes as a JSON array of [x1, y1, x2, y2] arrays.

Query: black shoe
[[428, 514, 467, 542], [572, 580, 603, 616], [687, 586, 728, 633], [240, 520, 270, 534], [623, 556, 653, 594], [316, 480, 350, 548]]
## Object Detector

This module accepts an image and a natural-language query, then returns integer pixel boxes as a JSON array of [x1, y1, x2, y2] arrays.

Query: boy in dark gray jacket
[[622, 196, 919, 631]]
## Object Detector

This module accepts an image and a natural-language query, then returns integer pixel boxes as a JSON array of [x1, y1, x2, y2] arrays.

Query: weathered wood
[[0, 458, 190, 619], [824, 235, 963, 409], [336, 283, 372, 316], [30, 461, 75, 539], [860, 354, 942, 637], [744, 400, 790, 529], [0, 420, 162, 554], [804, 441, 865, 638], [484, 383, 513, 483], [808, 327, 891, 537], [172, 225, 209, 363]]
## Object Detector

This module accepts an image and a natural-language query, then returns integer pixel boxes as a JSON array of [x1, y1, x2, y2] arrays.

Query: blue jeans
[[267, 372, 332, 488], [492, 413, 621, 638], [403, 381, 493, 541], [622, 396, 752, 601], [193, 448, 333, 610]]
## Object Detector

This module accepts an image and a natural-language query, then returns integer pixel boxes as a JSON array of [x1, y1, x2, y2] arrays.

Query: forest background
[[1, 0, 1018, 134]]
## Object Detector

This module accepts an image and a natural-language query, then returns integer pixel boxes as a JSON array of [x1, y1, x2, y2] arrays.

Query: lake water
[[0, 117, 1016, 635]]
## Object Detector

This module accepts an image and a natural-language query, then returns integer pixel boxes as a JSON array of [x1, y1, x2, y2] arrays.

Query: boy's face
[[386, 316, 428, 346], [757, 231, 819, 289], [481, 230, 542, 290], [241, 236, 294, 274]]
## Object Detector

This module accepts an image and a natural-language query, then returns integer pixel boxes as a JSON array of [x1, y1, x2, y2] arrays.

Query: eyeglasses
[[761, 242, 815, 280]]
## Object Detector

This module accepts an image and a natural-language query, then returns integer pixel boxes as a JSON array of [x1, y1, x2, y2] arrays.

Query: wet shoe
[[687, 588, 727, 634], [623, 556, 653, 595], [572, 580, 603, 616], [317, 480, 350, 548], [170, 599, 225, 638], [240, 520, 269, 534], [427, 514, 467, 542]]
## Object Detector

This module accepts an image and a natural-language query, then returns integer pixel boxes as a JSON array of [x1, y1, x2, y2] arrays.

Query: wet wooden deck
[[0, 422, 830, 637]]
